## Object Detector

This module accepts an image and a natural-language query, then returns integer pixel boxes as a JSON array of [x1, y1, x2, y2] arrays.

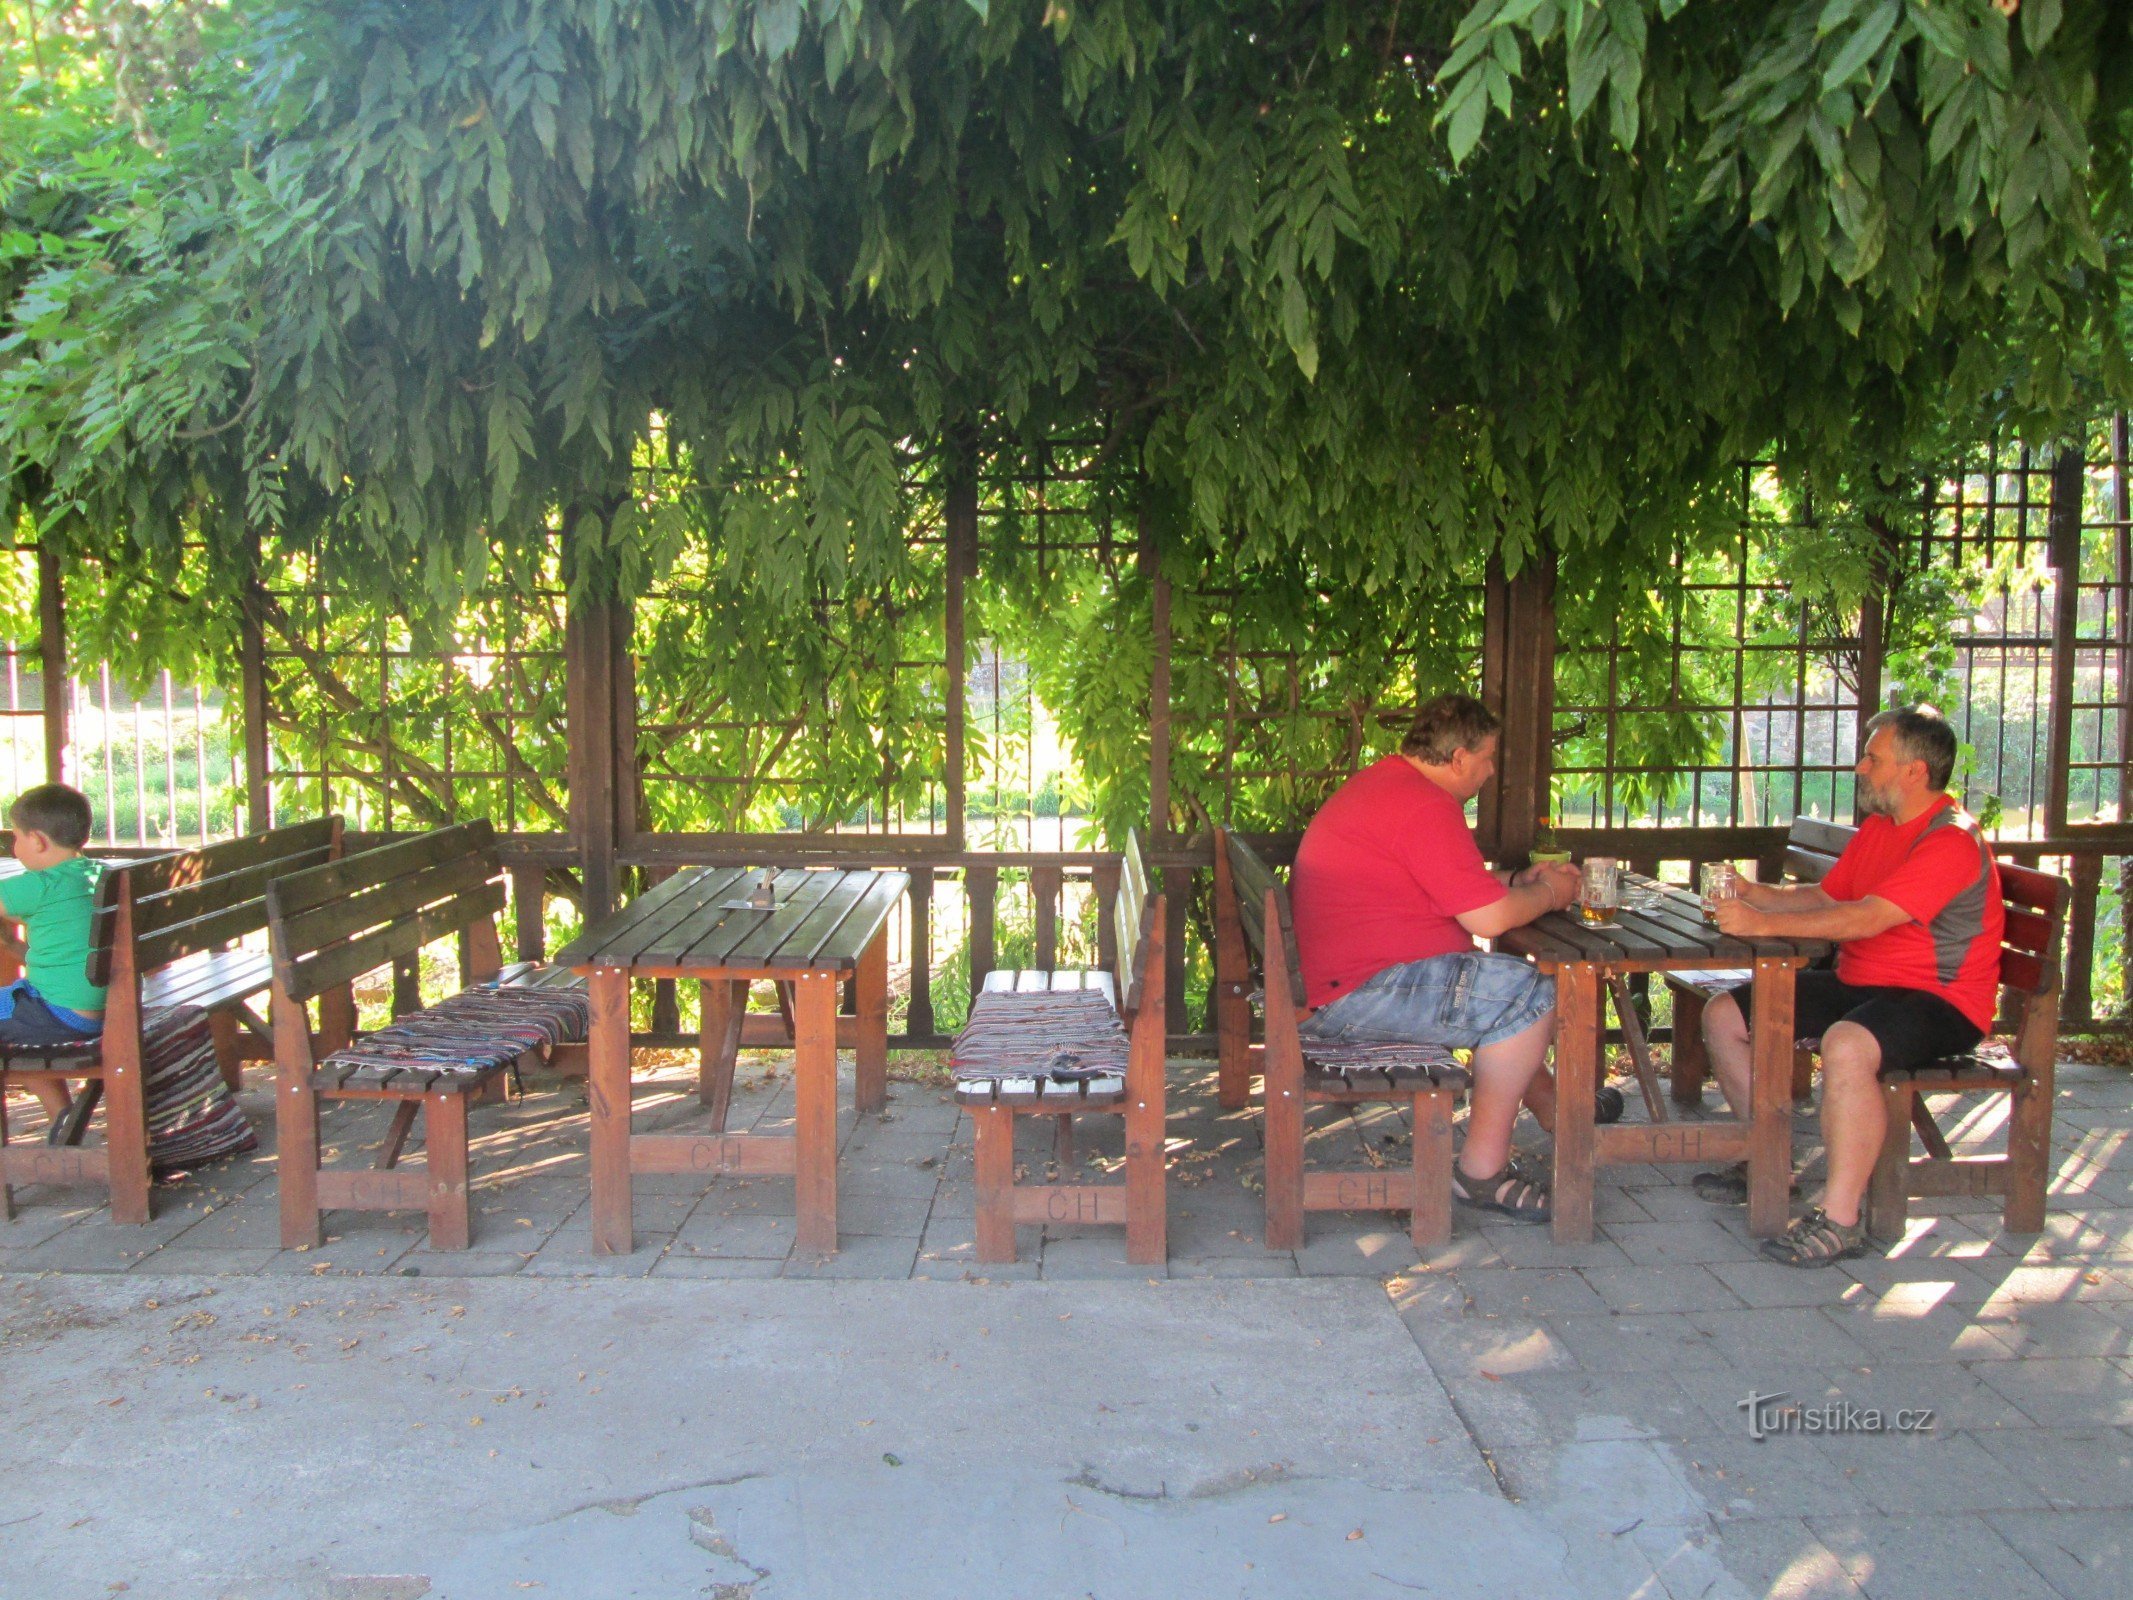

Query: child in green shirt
[[0, 784, 105, 1123]]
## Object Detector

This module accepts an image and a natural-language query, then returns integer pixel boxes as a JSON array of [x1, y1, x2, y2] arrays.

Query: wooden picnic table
[[1496, 873, 1832, 1243], [558, 864, 908, 1256]]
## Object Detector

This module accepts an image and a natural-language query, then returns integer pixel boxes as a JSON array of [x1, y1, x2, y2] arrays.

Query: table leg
[[1550, 962, 1601, 1244], [855, 929, 889, 1115], [588, 968, 634, 1256], [793, 970, 840, 1254], [699, 978, 746, 1130], [1747, 958, 1796, 1239]]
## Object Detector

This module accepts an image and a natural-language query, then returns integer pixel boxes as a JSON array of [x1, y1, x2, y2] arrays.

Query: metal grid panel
[[1913, 443, 2059, 836], [1165, 558, 1484, 829], [256, 538, 569, 836], [967, 436, 1131, 852], [631, 456, 954, 839], [1554, 465, 1862, 831], [2065, 415, 2130, 827]]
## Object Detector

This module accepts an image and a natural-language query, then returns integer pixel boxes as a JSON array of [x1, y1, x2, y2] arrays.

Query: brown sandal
[[1452, 1156, 1552, 1224], [1759, 1207, 1868, 1268]]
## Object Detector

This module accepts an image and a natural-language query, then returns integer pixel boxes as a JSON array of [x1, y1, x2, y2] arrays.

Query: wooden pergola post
[[1854, 511, 1897, 755], [239, 543, 274, 832], [1140, 508, 1190, 1033], [37, 544, 67, 786], [2044, 446, 2096, 1025], [1479, 548, 1559, 865]]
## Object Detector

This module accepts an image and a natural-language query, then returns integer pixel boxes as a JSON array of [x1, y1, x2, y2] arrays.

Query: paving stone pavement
[[3, 1047, 2130, 1597]]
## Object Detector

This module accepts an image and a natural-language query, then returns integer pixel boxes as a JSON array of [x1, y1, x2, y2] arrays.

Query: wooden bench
[[265, 820, 588, 1250], [0, 818, 342, 1224], [1215, 829, 1472, 1251], [1868, 859, 2066, 1237], [951, 830, 1166, 1264], [1665, 816, 1852, 1108]]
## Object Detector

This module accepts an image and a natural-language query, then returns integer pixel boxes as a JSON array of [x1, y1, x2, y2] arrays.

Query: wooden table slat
[[795, 870, 909, 969], [691, 869, 852, 968], [646, 867, 827, 966], [556, 865, 747, 966], [745, 870, 872, 967], [600, 864, 758, 966]]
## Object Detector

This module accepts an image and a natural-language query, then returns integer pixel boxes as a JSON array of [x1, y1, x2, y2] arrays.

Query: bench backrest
[[1994, 861, 2067, 1000], [266, 820, 504, 1002], [1221, 830, 1307, 1012], [87, 817, 342, 989], [1781, 816, 1852, 884], [1114, 828, 1158, 1017]]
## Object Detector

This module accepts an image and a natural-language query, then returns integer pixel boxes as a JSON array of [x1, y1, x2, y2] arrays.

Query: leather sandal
[[1451, 1156, 1552, 1224], [1759, 1206, 1868, 1268]]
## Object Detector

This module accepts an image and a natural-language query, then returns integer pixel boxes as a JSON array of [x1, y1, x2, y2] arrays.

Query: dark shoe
[[1452, 1156, 1552, 1224], [1692, 1162, 1800, 1206], [1759, 1207, 1869, 1269], [1594, 1085, 1625, 1125]]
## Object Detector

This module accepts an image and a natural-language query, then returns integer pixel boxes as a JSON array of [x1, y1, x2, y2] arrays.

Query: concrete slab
[[0, 1273, 1495, 1598]]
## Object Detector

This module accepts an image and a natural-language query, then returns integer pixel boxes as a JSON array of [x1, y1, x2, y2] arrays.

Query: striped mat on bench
[[952, 988, 1129, 1083], [320, 983, 591, 1085], [144, 1007, 259, 1174]]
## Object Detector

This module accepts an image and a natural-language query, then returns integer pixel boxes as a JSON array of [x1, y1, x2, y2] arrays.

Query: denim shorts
[[1300, 952, 1556, 1051]]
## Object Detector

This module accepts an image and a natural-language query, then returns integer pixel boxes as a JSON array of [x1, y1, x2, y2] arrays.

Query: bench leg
[[278, 1066, 323, 1249], [1865, 1082, 1913, 1242], [1669, 987, 1709, 1108], [1124, 1099, 1166, 1268], [104, 1041, 152, 1227], [0, 1086, 13, 1221], [973, 1105, 1017, 1262], [375, 1100, 420, 1170], [317, 983, 358, 1058], [2004, 1078, 2052, 1235], [1263, 1070, 1305, 1253], [1791, 1046, 1817, 1105], [1052, 1113, 1075, 1171], [1409, 1091, 1453, 1249], [208, 1011, 245, 1094], [425, 1091, 471, 1250]]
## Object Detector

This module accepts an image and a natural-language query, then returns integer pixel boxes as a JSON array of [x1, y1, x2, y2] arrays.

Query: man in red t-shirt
[[1290, 694, 1581, 1223], [1699, 707, 2004, 1268]]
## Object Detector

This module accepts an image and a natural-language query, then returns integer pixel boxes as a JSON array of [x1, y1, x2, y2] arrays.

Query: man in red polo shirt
[[1290, 694, 1581, 1223], [1699, 707, 2003, 1267]]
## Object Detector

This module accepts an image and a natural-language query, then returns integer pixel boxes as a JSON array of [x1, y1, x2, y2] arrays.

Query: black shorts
[[1722, 970, 1983, 1077]]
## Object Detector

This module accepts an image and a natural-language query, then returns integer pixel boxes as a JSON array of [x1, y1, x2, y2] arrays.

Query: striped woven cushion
[[321, 983, 590, 1083], [1297, 1035, 1463, 1072], [141, 1006, 257, 1174], [952, 987, 1128, 1082]]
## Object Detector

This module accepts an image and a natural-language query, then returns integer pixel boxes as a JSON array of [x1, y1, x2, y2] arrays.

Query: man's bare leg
[[1701, 990, 1753, 1118], [1810, 1022, 1883, 1228], [1459, 1009, 1555, 1179], [1521, 1064, 1556, 1134]]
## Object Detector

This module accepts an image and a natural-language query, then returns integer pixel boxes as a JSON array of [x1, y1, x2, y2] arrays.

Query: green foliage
[[0, 0, 2128, 853]]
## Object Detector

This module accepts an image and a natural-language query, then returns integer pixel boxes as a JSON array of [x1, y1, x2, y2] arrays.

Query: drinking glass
[[1578, 857, 1621, 926], [1699, 861, 1739, 922]]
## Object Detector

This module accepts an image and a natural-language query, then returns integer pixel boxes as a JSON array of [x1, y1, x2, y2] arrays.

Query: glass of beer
[[1699, 861, 1739, 922], [1578, 857, 1621, 926]]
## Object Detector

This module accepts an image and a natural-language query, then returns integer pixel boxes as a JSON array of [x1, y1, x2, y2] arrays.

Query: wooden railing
[[453, 823, 2129, 1050]]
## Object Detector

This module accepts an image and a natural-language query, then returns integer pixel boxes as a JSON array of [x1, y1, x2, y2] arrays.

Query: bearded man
[[1695, 707, 2003, 1267]]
